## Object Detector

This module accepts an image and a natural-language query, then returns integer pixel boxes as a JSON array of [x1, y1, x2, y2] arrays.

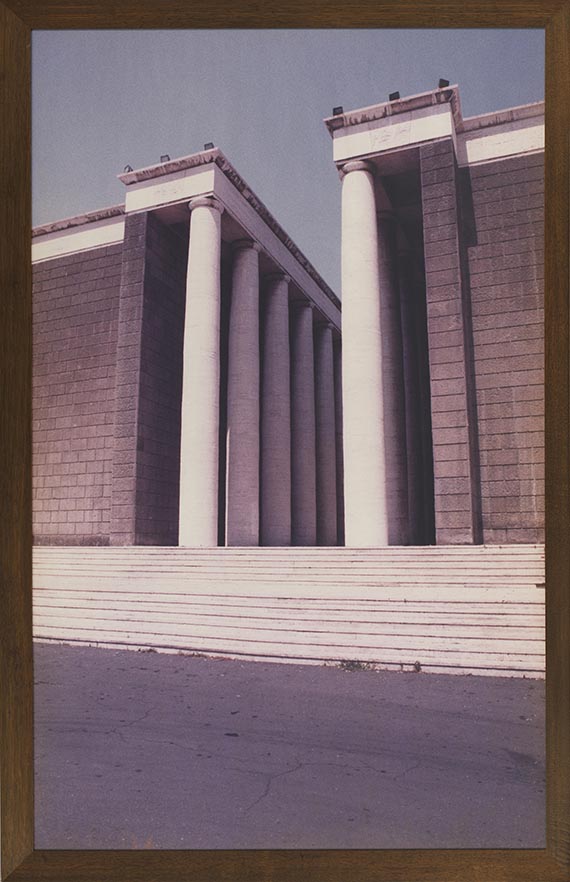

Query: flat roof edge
[[118, 147, 339, 309], [324, 86, 461, 135], [33, 154, 340, 310], [212, 154, 340, 310], [33, 205, 125, 238], [460, 100, 545, 133]]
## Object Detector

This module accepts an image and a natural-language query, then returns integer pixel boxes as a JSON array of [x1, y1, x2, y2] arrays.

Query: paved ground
[[34, 643, 545, 850]]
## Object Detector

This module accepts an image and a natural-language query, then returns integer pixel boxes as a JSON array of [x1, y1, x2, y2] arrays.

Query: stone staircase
[[33, 544, 545, 677]]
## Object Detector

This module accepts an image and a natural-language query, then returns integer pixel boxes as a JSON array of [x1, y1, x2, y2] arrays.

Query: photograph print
[[31, 28, 545, 849]]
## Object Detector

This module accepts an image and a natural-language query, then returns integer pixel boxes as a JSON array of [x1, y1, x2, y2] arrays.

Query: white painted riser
[[35, 590, 539, 609], [34, 629, 544, 674], [34, 543, 543, 552], [37, 596, 543, 627], [33, 578, 543, 603], [32, 638, 540, 679], [35, 608, 544, 643], [34, 555, 544, 576], [34, 547, 544, 559], [36, 562, 542, 585]]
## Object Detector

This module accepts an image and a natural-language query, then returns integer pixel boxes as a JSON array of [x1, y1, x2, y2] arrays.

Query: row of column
[[341, 159, 424, 547], [178, 195, 341, 548]]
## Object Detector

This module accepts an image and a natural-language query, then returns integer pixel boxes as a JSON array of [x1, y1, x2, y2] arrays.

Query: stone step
[[32, 544, 545, 678], [34, 544, 544, 554]]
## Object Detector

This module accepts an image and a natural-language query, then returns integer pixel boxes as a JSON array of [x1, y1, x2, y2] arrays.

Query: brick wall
[[465, 154, 544, 543], [420, 140, 482, 544], [32, 245, 122, 544], [110, 213, 187, 545]]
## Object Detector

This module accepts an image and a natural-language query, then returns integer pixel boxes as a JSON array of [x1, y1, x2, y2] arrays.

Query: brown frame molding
[[1, 3, 568, 879]]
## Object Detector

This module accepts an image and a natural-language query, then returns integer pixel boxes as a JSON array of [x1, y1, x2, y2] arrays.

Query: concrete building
[[325, 85, 544, 547], [32, 85, 546, 676], [32, 85, 544, 550], [32, 150, 343, 548]]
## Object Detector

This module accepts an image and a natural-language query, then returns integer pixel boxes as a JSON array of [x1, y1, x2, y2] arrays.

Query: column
[[260, 273, 291, 546], [225, 239, 261, 546], [290, 301, 317, 546], [315, 322, 338, 546], [333, 336, 345, 546], [397, 231, 423, 545], [341, 160, 388, 546], [179, 196, 223, 547], [377, 202, 409, 545]]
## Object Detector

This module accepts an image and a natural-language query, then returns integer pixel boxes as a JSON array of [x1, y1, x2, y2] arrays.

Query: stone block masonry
[[110, 212, 188, 546], [326, 87, 544, 546], [32, 148, 342, 548], [421, 145, 544, 545], [467, 154, 544, 544], [33, 93, 544, 549], [420, 139, 482, 546], [32, 245, 122, 545]]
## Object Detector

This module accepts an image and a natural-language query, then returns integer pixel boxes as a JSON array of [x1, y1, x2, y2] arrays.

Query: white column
[[291, 301, 317, 546], [179, 196, 223, 547], [333, 335, 345, 546], [341, 160, 388, 546], [377, 204, 409, 545], [315, 322, 338, 546], [225, 239, 261, 546], [260, 273, 291, 546]]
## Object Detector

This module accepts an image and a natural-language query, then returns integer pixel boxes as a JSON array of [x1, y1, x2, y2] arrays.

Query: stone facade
[[467, 154, 544, 544], [33, 154, 342, 548], [33, 245, 122, 544], [325, 85, 544, 546], [32, 86, 544, 547], [110, 212, 188, 546]]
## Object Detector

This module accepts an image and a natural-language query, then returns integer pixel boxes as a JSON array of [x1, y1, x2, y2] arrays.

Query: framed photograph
[[1, 3, 569, 881]]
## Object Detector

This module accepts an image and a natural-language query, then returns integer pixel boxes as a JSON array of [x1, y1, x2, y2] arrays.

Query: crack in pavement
[[243, 762, 305, 814], [394, 761, 421, 780], [104, 708, 155, 743], [136, 735, 202, 754], [239, 755, 420, 814]]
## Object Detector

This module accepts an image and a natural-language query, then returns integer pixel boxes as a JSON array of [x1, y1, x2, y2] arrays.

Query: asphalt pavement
[[34, 642, 545, 849]]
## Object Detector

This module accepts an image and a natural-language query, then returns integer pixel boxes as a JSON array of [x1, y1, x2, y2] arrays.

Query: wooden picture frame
[[0, 3, 568, 880]]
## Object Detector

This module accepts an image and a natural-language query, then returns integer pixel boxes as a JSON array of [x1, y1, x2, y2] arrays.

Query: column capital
[[231, 238, 261, 254], [265, 271, 291, 286], [314, 311, 331, 328], [340, 159, 376, 178], [188, 195, 224, 214], [293, 299, 315, 312]]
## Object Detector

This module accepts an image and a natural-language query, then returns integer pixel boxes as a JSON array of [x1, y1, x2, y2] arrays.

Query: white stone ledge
[[123, 165, 215, 214], [324, 86, 462, 135], [32, 213, 125, 264], [120, 149, 340, 320], [461, 100, 545, 133], [33, 149, 340, 325], [457, 117, 544, 167], [331, 103, 456, 164], [327, 86, 544, 173]]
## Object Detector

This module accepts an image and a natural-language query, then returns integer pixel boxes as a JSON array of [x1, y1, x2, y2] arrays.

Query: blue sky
[[32, 29, 544, 292]]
